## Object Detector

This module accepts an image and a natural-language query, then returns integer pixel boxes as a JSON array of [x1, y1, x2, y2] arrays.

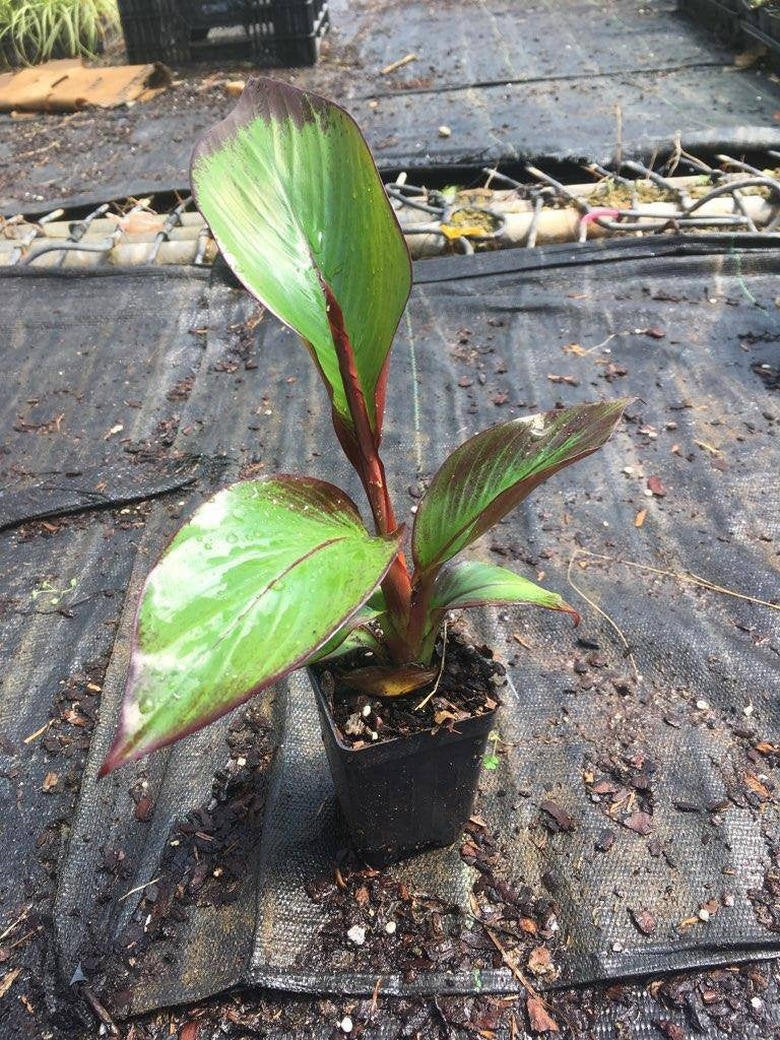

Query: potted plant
[[100, 77, 629, 866]]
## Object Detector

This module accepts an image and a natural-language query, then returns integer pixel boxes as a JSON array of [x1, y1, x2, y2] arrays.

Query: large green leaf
[[190, 77, 412, 440], [100, 477, 401, 774], [412, 400, 630, 576]]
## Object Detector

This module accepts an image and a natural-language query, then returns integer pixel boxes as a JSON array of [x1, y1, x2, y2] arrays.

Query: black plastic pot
[[310, 668, 497, 867]]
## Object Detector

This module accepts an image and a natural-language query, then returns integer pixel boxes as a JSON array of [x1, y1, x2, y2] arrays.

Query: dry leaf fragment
[[745, 772, 772, 800], [635, 509, 647, 528], [42, 772, 59, 792], [0, 967, 21, 999], [527, 995, 559, 1033]]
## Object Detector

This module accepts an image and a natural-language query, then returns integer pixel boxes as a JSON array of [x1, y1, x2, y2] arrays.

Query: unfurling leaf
[[191, 77, 411, 441], [412, 400, 630, 575], [100, 478, 401, 773]]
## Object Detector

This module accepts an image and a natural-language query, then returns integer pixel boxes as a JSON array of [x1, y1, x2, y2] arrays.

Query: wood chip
[[539, 800, 576, 832], [646, 475, 667, 497], [622, 811, 653, 835], [527, 945, 555, 977], [0, 967, 21, 999], [655, 1021, 685, 1040], [527, 995, 559, 1033], [595, 829, 616, 853], [745, 772, 772, 801], [629, 907, 657, 935]]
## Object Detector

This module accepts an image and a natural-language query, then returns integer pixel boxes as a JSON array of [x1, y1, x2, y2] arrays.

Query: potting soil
[[2, 235, 778, 1019]]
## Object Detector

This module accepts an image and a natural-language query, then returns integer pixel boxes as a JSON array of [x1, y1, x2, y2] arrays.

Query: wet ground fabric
[[3, 0, 780, 210], [2, 236, 777, 1021]]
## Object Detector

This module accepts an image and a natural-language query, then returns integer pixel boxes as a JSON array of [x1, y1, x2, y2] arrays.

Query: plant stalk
[[320, 278, 414, 661]]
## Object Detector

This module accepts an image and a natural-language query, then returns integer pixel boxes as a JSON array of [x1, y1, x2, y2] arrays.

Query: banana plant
[[100, 78, 629, 774]]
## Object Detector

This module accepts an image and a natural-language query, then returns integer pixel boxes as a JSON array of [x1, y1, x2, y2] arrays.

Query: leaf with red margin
[[101, 477, 402, 773], [191, 77, 411, 442], [412, 400, 630, 576]]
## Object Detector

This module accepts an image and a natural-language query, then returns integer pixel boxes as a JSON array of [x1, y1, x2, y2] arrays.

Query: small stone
[[384, 920, 397, 935], [340, 1015, 354, 1033], [751, 997, 763, 1010], [698, 908, 710, 922], [361, 704, 371, 717], [696, 700, 709, 711], [744, 703, 754, 717], [347, 925, 366, 945], [611, 940, 624, 952], [438, 125, 452, 137]]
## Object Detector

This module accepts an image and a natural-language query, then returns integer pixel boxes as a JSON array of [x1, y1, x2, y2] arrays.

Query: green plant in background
[[100, 78, 629, 775], [0, 0, 119, 66]]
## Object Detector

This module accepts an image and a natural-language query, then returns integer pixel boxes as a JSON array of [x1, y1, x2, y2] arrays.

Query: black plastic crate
[[118, 0, 329, 66]]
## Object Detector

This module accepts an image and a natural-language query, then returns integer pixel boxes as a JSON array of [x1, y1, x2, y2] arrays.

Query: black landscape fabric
[[1, 237, 779, 1018]]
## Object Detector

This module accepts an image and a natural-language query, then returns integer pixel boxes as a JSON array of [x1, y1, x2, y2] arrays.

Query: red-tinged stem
[[405, 569, 436, 661], [320, 278, 414, 661]]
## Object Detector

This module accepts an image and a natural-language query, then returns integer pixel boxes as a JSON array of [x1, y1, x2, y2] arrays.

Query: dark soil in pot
[[310, 630, 504, 867]]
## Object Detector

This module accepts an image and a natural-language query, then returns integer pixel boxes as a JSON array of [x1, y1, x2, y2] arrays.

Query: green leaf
[[100, 477, 402, 774], [417, 560, 577, 659], [412, 400, 630, 576], [309, 626, 383, 663], [431, 560, 578, 618], [308, 601, 384, 663], [191, 77, 412, 440]]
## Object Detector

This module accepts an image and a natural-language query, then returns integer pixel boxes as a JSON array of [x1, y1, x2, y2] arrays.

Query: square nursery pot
[[310, 666, 498, 867]]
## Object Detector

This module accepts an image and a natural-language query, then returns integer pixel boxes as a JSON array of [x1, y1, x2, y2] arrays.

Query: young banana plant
[[101, 77, 629, 775]]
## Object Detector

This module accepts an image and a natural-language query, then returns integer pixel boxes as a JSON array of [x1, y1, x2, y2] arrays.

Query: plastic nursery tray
[[678, 0, 780, 66], [117, 0, 329, 67]]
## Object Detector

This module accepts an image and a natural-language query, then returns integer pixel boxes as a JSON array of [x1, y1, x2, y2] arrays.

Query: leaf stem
[[319, 276, 414, 660]]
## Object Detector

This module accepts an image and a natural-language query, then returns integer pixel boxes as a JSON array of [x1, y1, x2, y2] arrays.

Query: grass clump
[[0, 0, 120, 66]]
